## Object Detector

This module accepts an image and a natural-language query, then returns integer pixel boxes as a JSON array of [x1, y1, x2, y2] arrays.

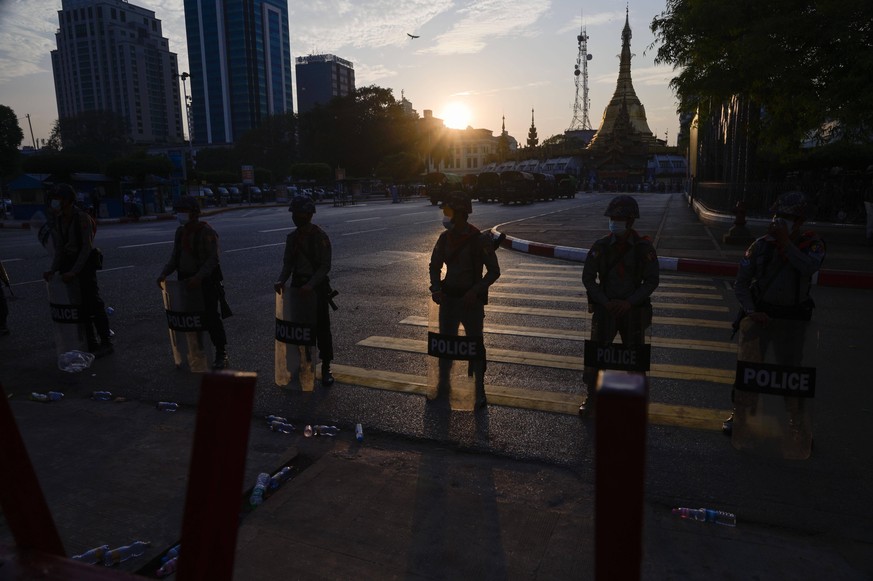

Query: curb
[[492, 228, 873, 290]]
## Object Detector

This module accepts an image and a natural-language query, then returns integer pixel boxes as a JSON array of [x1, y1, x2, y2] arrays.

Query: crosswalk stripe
[[329, 363, 728, 430], [483, 305, 732, 329], [398, 316, 737, 353], [488, 292, 730, 313], [357, 336, 735, 384], [494, 283, 723, 300], [502, 270, 716, 290]]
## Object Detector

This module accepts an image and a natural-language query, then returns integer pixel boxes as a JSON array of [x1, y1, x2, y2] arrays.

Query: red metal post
[[595, 370, 648, 581], [176, 371, 256, 581]]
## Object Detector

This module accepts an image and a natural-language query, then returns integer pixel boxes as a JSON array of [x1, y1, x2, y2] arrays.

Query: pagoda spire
[[527, 108, 539, 147]]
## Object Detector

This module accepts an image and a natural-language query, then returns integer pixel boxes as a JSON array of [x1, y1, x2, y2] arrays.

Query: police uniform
[[429, 221, 501, 402], [160, 219, 228, 361], [582, 230, 659, 385], [276, 223, 334, 368]]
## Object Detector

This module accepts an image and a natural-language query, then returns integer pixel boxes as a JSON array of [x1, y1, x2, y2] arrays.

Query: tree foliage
[[21, 152, 101, 181], [650, 0, 873, 149], [0, 104, 24, 178], [55, 110, 133, 159], [105, 152, 173, 182], [235, 112, 298, 179], [375, 152, 424, 181], [298, 86, 417, 177]]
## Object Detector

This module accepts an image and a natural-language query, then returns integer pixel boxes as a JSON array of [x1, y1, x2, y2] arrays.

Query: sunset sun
[[440, 102, 472, 129]]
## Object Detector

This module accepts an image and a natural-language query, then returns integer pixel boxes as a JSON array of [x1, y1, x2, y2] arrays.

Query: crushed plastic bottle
[[355, 423, 364, 442], [270, 420, 295, 433], [103, 540, 151, 566], [156, 401, 179, 412], [106, 306, 114, 316], [58, 350, 95, 373], [269, 466, 292, 490], [161, 543, 180, 563], [31, 391, 64, 402], [249, 472, 270, 506], [313, 425, 340, 436], [672, 507, 737, 527], [265, 414, 288, 424], [91, 390, 113, 401], [303, 424, 313, 437], [156, 556, 178, 577], [72, 544, 110, 564]]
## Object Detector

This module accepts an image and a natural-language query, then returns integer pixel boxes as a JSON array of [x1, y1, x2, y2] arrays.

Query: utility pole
[[25, 114, 36, 149]]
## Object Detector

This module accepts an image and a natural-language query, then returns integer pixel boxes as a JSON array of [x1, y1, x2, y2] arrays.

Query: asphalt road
[[2, 196, 872, 571]]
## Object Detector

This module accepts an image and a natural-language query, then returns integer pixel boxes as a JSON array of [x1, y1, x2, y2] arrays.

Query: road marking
[[488, 291, 729, 313], [0, 258, 23, 262], [494, 282, 724, 300], [330, 363, 729, 430], [99, 265, 135, 273], [357, 335, 734, 383], [225, 242, 285, 253], [398, 316, 737, 353], [341, 228, 387, 236], [258, 227, 293, 233], [117, 240, 174, 249], [483, 304, 732, 329], [346, 217, 381, 223]]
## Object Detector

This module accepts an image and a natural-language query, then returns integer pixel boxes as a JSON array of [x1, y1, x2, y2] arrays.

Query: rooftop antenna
[[567, 11, 593, 131]]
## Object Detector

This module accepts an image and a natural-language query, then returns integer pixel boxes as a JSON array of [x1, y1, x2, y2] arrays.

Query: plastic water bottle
[[106, 306, 115, 316], [265, 414, 288, 424], [355, 423, 364, 442], [161, 543, 180, 563], [313, 425, 339, 436], [92, 390, 113, 401], [72, 544, 110, 564], [672, 507, 736, 527], [156, 401, 178, 412], [270, 420, 295, 433], [156, 556, 178, 577], [269, 466, 292, 489], [303, 424, 313, 437], [103, 540, 151, 566], [58, 350, 95, 372], [249, 472, 270, 506], [31, 391, 64, 402]]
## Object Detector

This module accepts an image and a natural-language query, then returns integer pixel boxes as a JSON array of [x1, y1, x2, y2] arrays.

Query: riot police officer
[[429, 191, 501, 408], [157, 196, 230, 369], [580, 195, 659, 414], [723, 191, 826, 434], [274, 195, 335, 386]]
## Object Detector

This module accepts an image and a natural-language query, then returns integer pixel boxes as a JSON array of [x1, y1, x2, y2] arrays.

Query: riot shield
[[582, 303, 652, 409], [161, 280, 210, 372], [47, 278, 89, 355], [274, 289, 316, 391], [427, 299, 484, 411], [732, 317, 816, 459]]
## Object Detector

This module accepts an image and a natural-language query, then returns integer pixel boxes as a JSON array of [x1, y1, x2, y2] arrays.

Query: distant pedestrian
[[580, 195, 659, 414], [274, 195, 336, 386], [157, 196, 231, 369], [42, 184, 113, 357], [723, 191, 825, 434], [391, 184, 400, 204], [428, 191, 501, 409]]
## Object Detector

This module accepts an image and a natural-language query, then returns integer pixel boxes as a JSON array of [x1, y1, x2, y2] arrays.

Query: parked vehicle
[[474, 172, 501, 203], [228, 186, 242, 203], [499, 171, 536, 205], [424, 172, 462, 205], [247, 186, 263, 203], [532, 173, 556, 201], [554, 173, 578, 198]]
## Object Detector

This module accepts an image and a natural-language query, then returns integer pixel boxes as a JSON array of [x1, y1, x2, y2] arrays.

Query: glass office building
[[295, 54, 356, 115], [183, 0, 293, 144]]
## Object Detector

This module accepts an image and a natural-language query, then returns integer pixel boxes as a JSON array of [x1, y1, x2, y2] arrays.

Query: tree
[[21, 152, 101, 181], [375, 152, 424, 181], [55, 110, 132, 161], [0, 104, 24, 179], [105, 152, 173, 183], [235, 112, 299, 181], [650, 0, 873, 155]]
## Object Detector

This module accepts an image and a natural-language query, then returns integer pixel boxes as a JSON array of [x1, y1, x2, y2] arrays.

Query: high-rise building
[[183, 0, 293, 145], [295, 54, 355, 114], [51, 0, 184, 145]]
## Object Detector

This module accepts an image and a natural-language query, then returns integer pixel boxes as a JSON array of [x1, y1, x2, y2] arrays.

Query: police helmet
[[289, 194, 316, 214], [771, 191, 807, 219], [604, 195, 640, 219], [51, 183, 77, 202], [441, 191, 472, 214], [174, 195, 201, 214]]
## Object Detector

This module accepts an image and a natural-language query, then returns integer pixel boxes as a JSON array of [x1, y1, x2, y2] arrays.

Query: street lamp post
[[180, 72, 194, 187]]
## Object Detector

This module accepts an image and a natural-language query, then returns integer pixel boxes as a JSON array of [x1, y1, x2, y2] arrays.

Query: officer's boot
[[213, 345, 228, 370], [321, 361, 335, 387]]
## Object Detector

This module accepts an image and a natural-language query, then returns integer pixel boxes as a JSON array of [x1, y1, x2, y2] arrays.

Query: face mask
[[292, 214, 311, 228], [50, 199, 61, 210], [442, 215, 453, 229], [177, 213, 189, 225], [608, 219, 626, 234]]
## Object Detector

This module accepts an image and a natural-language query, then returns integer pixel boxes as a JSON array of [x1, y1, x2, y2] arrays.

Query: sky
[[0, 0, 682, 150]]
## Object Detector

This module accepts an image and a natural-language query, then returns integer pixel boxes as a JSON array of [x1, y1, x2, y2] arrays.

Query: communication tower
[[567, 19, 593, 131]]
